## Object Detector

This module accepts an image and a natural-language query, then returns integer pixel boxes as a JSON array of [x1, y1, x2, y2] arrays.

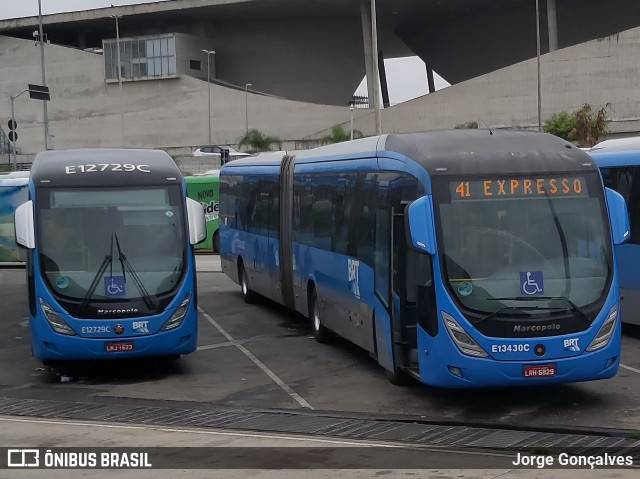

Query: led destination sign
[[450, 176, 587, 201]]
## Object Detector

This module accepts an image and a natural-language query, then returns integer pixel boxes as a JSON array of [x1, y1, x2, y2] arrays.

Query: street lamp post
[[535, 0, 542, 132], [350, 103, 354, 141], [245, 83, 252, 135], [9, 89, 29, 170], [37, 0, 50, 150], [110, 13, 125, 146], [202, 49, 216, 145]]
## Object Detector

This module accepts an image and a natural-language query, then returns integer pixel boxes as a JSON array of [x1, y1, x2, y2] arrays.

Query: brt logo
[[348, 259, 361, 299]]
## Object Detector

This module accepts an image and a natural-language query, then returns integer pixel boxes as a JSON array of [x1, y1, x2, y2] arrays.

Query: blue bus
[[14, 149, 206, 363], [0, 172, 29, 265], [590, 137, 640, 325], [219, 131, 629, 388]]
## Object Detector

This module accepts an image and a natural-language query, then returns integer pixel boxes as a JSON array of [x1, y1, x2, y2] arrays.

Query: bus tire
[[212, 231, 220, 253], [310, 290, 330, 343], [385, 367, 410, 386], [239, 264, 257, 304]]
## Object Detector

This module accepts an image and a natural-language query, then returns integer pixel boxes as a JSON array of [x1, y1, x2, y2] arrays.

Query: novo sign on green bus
[[185, 172, 220, 252]]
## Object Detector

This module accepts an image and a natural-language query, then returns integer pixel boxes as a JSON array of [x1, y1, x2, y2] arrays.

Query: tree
[[543, 111, 573, 141], [322, 124, 363, 144], [568, 103, 610, 148], [238, 129, 282, 153]]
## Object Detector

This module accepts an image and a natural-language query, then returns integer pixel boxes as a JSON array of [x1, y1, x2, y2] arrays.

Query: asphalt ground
[[0, 255, 639, 433]]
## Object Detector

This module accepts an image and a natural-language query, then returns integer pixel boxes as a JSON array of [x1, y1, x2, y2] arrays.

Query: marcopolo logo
[[513, 323, 561, 333], [97, 308, 139, 316]]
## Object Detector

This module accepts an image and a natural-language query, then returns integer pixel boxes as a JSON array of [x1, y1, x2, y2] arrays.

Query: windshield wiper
[[490, 296, 590, 323], [481, 306, 538, 323], [114, 233, 154, 310], [81, 251, 113, 311]]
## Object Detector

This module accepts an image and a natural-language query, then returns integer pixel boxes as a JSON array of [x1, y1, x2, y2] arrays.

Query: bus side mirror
[[605, 187, 630, 245], [14, 200, 35, 249], [186, 197, 207, 245], [406, 196, 436, 255]]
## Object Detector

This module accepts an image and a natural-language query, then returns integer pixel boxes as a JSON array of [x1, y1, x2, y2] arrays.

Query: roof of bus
[[0, 171, 29, 187], [185, 172, 221, 183], [30, 148, 183, 186], [222, 130, 597, 176], [590, 136, 640, 152], [589, 148, 640, 167]]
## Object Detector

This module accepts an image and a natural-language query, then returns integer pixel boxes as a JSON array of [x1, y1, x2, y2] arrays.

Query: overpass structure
[[1, 0, 639, 161]]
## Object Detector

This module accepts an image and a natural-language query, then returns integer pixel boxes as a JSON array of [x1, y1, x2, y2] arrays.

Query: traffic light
[[7, 119, 17, 142]]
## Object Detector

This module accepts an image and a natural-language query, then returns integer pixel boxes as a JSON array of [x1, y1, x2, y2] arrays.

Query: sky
[[1, 0, 450, 104]]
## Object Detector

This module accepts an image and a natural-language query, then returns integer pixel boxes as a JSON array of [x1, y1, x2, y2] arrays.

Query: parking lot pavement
[[195, 253, 222, 272], [1, 266, 640, 434]]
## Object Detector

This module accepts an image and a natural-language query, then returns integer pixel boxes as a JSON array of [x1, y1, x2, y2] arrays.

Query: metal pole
[[371, 0, 382, 135], [8, 89, 28, 170], [10, 96, 17, 170], [350, 104, 354, 141], [245, 83, 252, 135], [536, 0, 542, 132], [202, 50, 215, 145], [207, 54, 211, 145], [114, 14, 125, 146], [38, 0, 50, 149]]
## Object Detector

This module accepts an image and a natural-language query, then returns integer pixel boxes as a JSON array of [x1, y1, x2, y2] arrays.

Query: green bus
[[186, 172, 220, 252]]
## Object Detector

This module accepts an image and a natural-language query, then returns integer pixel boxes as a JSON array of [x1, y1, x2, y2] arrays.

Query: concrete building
[[1, 0, 639, 171]]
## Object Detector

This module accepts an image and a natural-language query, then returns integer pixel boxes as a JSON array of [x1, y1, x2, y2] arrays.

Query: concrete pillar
[[378, 50, 390, 108], [77, 31, 87, 50], [426, 64, 435, 93], [360, 1, 375, 108], [547, 0, 558, 51]]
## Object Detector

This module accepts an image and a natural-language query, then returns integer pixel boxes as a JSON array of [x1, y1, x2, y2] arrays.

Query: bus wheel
[[213, 231, 220, 253], [239, 264, 257, 304], [310, 290, 329, 343], [385, 368, 410, 386]]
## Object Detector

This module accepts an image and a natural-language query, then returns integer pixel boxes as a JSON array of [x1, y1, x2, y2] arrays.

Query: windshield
[[37, 186, 185, 302], [434, 174, 611, 317]]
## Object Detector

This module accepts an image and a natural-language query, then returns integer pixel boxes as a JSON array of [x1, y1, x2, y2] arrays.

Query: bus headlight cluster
[[442, 311, 488, 358], [39, 298, 76, 335], [161, 295, 190, 331], [586, 305, 618, 352]]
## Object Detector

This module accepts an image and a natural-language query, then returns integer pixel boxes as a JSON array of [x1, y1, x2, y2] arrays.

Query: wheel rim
[[313, 301, 320, 332], [241, 272, 248, 295]]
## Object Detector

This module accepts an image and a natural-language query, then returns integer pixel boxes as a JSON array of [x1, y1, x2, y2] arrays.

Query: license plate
[[523, 364, 556, 378], [105, 341, 134, 352]]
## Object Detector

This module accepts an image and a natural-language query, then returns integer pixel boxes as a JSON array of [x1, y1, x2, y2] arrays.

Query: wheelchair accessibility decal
[[520, 271, 543, 296], [104, 276, 126, 297]]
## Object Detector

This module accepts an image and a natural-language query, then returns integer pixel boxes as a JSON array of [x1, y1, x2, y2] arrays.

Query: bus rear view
[[14, 149, 206, 363]]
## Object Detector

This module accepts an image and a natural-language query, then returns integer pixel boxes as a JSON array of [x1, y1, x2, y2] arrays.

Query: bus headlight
[[586, 305, 618, 352], [442, 312, 488, 358], [39, 298, 76, 336], [161, 296, 190, 331]]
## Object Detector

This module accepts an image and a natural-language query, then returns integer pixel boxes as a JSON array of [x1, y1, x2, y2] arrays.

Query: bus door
[[390, 204, 420, 372]]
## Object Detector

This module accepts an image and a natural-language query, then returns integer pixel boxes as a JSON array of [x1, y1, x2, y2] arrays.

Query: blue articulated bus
[[219, 131, 629, 388], [590, 137, 640, 325], [14, 149, 206, 363]]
